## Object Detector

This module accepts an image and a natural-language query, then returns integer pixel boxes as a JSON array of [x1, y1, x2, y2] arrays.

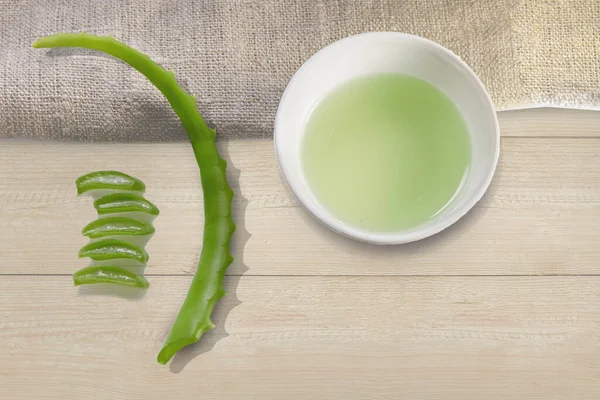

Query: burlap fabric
[[1, 0, 599, 142]]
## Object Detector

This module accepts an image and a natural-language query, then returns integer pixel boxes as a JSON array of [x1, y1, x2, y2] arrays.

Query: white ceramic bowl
[[274, 32, 500, 245]]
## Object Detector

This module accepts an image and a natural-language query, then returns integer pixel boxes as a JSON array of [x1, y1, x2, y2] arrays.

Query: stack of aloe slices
[[73, 171, 159, 289]]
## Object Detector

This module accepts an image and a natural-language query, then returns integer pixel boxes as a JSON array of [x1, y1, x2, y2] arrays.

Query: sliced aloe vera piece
[[78, 238, 149, 264], [94, 193, 159, 216], [73, 265, 149, 288], [82, 217, 155, 239], [76, 171, 145, 195]]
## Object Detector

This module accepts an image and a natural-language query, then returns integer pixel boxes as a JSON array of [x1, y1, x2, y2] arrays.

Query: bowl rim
[[273, 31, 500, 245]]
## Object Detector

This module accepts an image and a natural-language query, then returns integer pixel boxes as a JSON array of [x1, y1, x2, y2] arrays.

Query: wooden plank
[[1, 276, 599, 399], [498, 108, 600, 138], [0, 138, 599, 275]]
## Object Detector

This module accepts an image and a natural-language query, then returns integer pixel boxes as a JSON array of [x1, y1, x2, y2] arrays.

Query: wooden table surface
[[1, 108, 599, 399]]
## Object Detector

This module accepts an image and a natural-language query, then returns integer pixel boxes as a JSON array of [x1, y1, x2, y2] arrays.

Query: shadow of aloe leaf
[[77, 283, 148, 300], [168, 139, 251, 373], [46, 46, 116, 59], [167, 274, 244, 373]]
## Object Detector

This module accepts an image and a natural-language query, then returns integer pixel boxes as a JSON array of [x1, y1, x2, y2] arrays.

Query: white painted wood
[[1, 276, 598, 399], [1, 137, 598, 275]]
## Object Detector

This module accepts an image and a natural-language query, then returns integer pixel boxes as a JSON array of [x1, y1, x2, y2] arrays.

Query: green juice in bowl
[[301, 73, 471, 232]]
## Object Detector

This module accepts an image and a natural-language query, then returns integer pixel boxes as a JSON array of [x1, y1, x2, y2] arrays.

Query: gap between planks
[[3, 273, 600, 277]]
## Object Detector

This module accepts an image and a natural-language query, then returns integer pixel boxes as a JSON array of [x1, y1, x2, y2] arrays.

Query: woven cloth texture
[[1, 0, 599, 142]]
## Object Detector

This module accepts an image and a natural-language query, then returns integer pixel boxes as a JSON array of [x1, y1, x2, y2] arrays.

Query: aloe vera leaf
[[94, 193, 160, 216], [73, 265, 149, 288], [75, 170, 145, 195], [34, 33, 236, 365], [81, 216, 155, 239], [78, 238, 149, 264]]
